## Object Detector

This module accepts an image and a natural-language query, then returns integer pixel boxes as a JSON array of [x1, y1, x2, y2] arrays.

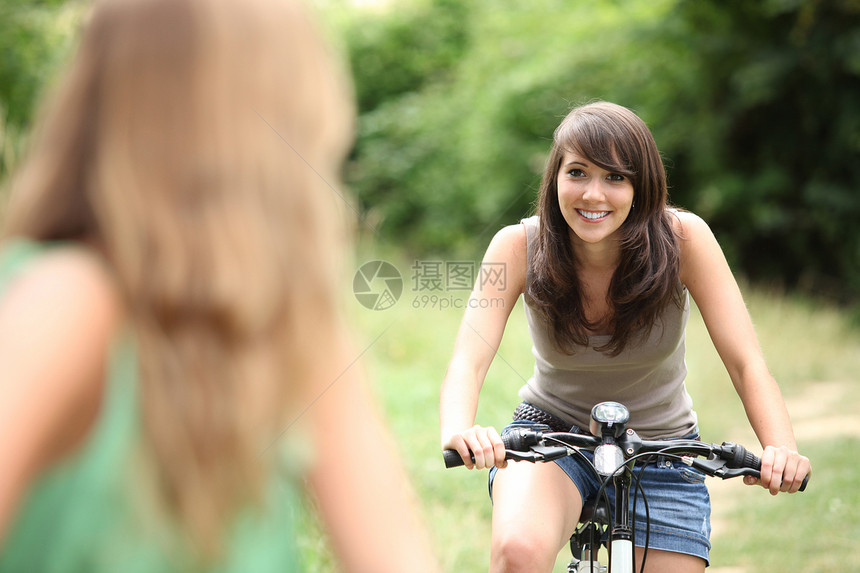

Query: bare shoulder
[[670, 209, 720, 263], [484, 223, 527, 294], [0, 242, 124, 378], [3, 246, 120, 316], [0, 245, 123, 462], [668, 210, 733, 290], [669, 209, 712, 240], [0, 245, 124, 376], [490, 222, 527, 249]]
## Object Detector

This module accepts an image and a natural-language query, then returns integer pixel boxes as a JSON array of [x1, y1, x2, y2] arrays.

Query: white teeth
[[578, 209, 609, 220]]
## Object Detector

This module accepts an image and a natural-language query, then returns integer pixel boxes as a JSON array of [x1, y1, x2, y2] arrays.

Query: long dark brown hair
[[528, 101, 682, 356], [3, 0, 353, 558]]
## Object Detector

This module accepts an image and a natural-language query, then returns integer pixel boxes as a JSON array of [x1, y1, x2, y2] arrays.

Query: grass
[[690, 285, 860, 572], [712, 437, 860, 571], [300, 252, 860, 572]]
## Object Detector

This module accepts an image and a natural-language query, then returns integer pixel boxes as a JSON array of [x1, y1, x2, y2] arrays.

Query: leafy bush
[[0, 0, 83, 182], [658, 0, 860, 301], [2, 0, 858, 300]]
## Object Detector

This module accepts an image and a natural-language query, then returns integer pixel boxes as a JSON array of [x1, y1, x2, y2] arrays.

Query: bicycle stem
[[610, 467, 634, 572]]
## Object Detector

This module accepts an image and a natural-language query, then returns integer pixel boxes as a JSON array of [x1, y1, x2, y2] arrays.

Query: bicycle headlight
[[589, 401, 630, 438]]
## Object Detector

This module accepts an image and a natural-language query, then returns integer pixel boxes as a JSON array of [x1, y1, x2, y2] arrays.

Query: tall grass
[[689, 286, 860, 572], [301, 252, 859, 572]]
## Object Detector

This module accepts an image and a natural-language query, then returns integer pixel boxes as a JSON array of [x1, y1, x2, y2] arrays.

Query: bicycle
[[443, 401, 810, 573]]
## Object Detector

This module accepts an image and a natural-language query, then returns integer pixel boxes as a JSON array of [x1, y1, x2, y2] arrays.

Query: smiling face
[[536, 102, 669, 265], [556, 150, 635, 249]]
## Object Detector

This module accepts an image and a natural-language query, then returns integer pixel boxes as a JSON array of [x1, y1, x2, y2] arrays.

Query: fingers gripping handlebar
[[443, 429, 547, 468], [443, 429, 596, 469], [693, 441, 809, 492], [444, 428, 580, 468]]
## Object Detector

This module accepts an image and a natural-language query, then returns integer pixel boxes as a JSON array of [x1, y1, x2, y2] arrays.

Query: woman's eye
[[607, 173, 626, 182], [568, 168, 585, 178]]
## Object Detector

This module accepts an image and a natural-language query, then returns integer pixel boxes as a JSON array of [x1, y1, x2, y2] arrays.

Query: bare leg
[[634, 547, 706, 573], [489, 460, 583, 573]]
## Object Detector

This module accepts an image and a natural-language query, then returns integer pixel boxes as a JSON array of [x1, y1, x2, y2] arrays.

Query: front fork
[[568, 463, 636, 573]]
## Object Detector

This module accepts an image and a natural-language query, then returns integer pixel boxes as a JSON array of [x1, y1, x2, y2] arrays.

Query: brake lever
[[507, 445, 571, 463], [685, 457, 759, 480], [533, 444, 572, 461]]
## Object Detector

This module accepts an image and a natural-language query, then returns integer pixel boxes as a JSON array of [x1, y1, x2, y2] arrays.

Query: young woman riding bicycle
[[440, 101, 811, 573]]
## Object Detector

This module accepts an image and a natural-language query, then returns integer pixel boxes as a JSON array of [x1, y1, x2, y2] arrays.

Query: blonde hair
[[4, 0, 354, 556]]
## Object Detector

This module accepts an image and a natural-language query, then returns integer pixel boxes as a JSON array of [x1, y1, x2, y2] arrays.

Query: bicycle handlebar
[[443, 428, 809, 492]]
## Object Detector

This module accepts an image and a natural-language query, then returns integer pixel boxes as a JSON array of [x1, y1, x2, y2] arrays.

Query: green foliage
[[660, 0, 860, 302], [0, 0, 84, 182], [712, 437, 860, 571], [0, 0, 76, 126], [3, 0, 859, 299], [343, 0, 860, 300], [342, 0, 471, 113]]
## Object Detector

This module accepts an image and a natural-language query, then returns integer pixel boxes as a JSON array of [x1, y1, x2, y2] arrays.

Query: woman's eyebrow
[[561, 160, 589, 169]]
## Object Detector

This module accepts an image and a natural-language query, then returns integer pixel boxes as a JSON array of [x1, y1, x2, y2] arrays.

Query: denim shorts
[[488, 419, 712, 565]]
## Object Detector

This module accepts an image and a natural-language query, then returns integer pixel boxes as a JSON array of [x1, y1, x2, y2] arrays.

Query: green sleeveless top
[[0, 240, 304, 573]]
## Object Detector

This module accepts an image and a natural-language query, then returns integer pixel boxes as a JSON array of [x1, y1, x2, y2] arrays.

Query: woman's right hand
[[442, 425, 507, 470]]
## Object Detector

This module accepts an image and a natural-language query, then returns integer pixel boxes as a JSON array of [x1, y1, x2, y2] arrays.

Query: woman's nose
[[581, 178, 605, 201]]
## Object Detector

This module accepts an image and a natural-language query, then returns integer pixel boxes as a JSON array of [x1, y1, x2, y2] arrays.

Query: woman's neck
[[569, 229, 621, 272]]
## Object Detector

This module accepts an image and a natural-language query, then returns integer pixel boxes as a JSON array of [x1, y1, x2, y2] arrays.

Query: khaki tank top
[[517, 216, 698, 438]]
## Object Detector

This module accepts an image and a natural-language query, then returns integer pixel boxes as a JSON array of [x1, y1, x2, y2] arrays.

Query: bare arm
[[439, 224, 527, 469], [0, 249, 121, 542], [305, 330, 441, 573], [677, 212, 810, 494]]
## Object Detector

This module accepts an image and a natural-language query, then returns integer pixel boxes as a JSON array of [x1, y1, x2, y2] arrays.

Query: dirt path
[[708, 380, 857, 573]]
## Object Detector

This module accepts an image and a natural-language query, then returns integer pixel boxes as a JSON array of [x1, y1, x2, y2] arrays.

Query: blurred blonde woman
[[0, 0, 440, 571]]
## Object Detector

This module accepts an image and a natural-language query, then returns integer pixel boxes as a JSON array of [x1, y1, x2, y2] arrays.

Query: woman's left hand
[[743, 445, 811, 495]]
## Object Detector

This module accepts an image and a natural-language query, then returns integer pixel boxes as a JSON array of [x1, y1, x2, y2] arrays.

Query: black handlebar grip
[[731, 442, 761, 471], [443, 449, 469, 468], [723, 442, 809, 492], [502, 428, 540, 452]]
